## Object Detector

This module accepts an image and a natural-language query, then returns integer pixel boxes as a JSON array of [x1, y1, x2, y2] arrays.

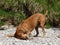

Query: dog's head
[[14, 29, 29, 40]]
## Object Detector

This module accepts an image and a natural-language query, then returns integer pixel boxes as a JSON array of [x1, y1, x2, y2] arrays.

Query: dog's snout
[[26, 36, 28, 39], [23, 36, 28, 40]]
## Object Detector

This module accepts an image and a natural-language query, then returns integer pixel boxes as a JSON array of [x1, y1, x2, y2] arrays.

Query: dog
[[14, 10, 48, 40]]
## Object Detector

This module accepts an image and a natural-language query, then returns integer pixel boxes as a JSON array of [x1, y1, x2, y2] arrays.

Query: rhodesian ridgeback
[[14, 10, 48, 40]]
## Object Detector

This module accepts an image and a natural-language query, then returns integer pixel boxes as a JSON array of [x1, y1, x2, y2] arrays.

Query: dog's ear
[[20, 29, 27, 34]]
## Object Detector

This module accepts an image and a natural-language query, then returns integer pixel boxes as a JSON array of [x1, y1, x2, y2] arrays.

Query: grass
[[0, 8, 26, 26]]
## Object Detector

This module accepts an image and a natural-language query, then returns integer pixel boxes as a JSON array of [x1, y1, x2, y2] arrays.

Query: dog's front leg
[[34, 26, 39, 37], [26, 32, 31, 39]]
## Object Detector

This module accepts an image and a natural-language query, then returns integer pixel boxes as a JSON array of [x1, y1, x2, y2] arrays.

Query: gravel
[[0, 27, 60, 45]]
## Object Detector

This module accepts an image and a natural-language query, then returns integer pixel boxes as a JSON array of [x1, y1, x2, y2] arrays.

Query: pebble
[[0, 27, 60, 45]]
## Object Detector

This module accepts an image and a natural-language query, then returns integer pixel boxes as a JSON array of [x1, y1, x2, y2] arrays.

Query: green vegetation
[[0, 0, 60, 28]]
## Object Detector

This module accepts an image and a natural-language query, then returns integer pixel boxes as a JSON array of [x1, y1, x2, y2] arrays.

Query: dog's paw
[[34, 35, 38, 37], [41, 34, 46, 38]]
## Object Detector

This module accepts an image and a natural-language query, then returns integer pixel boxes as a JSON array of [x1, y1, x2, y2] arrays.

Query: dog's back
[[14, 10, 48, 39], [17, 13, 46, 32]]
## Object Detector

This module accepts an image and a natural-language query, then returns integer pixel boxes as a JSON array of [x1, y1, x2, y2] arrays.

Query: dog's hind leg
[[40, 23, 46, 38], [34, 26, 39, 37]]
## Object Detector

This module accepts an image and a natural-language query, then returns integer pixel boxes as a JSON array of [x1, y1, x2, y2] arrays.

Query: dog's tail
[[45, 10, 48, 16], [1, 34, 14, 38]]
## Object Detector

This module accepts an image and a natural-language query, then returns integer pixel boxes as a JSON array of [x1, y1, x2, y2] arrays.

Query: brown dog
[[14, 10, 48, 40]]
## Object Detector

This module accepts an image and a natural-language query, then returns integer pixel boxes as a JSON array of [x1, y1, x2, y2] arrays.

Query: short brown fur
[[14, 10, 48, 40]]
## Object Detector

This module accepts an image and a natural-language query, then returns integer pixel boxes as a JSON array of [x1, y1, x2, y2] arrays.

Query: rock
[[0, 28, 60, 45]]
